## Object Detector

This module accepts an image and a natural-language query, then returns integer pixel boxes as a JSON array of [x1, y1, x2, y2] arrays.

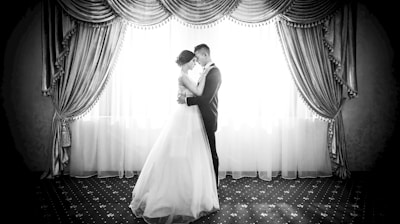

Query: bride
[[129, 50, 220, 224]]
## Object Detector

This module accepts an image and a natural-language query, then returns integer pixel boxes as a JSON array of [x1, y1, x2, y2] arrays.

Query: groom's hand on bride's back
[[177, 95, 186, 104]]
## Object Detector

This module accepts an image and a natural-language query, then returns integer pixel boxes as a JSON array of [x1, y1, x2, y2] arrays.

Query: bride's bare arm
[[180, 74, 206, 96]]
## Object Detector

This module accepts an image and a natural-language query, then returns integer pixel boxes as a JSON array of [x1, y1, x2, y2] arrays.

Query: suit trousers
[[205, 126, 218, 188]]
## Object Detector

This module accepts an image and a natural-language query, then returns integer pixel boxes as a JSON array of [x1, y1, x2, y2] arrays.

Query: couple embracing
[[129, 44, 222, 224]]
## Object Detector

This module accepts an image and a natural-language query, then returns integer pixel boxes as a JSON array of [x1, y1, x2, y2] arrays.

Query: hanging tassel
[[61, 120, 71, 148]]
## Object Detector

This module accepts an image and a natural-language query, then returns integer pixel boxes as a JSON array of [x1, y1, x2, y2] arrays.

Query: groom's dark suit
[[187, 63, 221, 188]]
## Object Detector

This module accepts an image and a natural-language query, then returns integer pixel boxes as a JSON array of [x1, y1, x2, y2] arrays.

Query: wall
[[344, 2, 399, 172], [1, 1, 398, 173], [2, 2, 53, 172]]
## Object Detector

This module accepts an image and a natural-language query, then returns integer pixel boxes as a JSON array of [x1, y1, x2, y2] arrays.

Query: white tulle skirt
[[129, 104, 220, 224]]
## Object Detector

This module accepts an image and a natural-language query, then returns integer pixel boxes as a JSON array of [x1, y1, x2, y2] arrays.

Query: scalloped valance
[[56, 0, 348, 27]]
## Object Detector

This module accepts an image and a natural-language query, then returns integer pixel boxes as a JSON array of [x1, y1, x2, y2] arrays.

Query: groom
[[178, 44, 222, 188]]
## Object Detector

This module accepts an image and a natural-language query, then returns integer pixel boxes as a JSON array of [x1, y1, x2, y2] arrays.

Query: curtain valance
[[280, 0, 342, 25], [230, 0, 292, 23], [57, 0, 117, 24], [107, 0, 170, 26], [56, 0, 347, 27]]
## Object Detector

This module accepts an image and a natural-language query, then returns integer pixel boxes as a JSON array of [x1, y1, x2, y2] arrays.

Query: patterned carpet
[[26, 172, 388, 224]]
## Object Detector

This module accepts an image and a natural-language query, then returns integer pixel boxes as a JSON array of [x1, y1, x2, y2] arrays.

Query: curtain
[[69, 18, 332, 180], [41, 0, 126, 177], [42, 0, 356, 178], [276, 3, 357, 179]]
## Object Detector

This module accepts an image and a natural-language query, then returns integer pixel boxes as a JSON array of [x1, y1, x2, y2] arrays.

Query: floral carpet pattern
[[34, 174, 386, 223]]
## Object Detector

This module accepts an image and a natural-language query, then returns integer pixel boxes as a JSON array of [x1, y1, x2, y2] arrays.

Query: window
[[71, 17, 331, 180]]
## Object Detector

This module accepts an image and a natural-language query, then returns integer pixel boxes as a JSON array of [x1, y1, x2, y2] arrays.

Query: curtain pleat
[[231, 0, 293, 23], [107, 0, 170, 26], [42, 0, 74, 96], [281, 0, 341, 24], [324, 2, 357, 97], [57, 0, 117, 24], [159, 0, 240, 24]]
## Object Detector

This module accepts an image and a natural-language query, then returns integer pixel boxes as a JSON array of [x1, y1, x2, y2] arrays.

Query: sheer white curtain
[[70, 17, 332, 180]]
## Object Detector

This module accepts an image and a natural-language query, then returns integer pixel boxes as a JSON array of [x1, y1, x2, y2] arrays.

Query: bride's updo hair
[[176, 50, 195, 66]]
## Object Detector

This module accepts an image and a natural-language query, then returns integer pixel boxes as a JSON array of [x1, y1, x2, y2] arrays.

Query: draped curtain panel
[[42, 0, 357, 178], [41, 0, 126, 178], [276, 2, 357, 179]]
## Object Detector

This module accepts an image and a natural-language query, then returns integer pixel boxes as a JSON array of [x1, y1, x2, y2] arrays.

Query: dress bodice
[[178, 73, 196, 97], [178, 83, 194, 97], [178, 70, 208, 97]]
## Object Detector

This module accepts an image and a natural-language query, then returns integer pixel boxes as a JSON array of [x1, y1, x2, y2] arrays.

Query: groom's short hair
[[194, 44, 210, 55]]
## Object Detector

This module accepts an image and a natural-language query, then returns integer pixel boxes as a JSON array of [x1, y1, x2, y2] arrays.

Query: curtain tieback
[[328, 97, 348, 150], [332, 97, 347, 120], [54, 110, 71, 148]]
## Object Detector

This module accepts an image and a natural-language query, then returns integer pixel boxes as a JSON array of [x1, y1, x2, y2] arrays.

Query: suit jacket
[[187, 64, 222, 132]]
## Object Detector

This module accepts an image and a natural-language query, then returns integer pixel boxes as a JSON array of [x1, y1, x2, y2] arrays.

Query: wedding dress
[[129, 73, 220, 224]]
